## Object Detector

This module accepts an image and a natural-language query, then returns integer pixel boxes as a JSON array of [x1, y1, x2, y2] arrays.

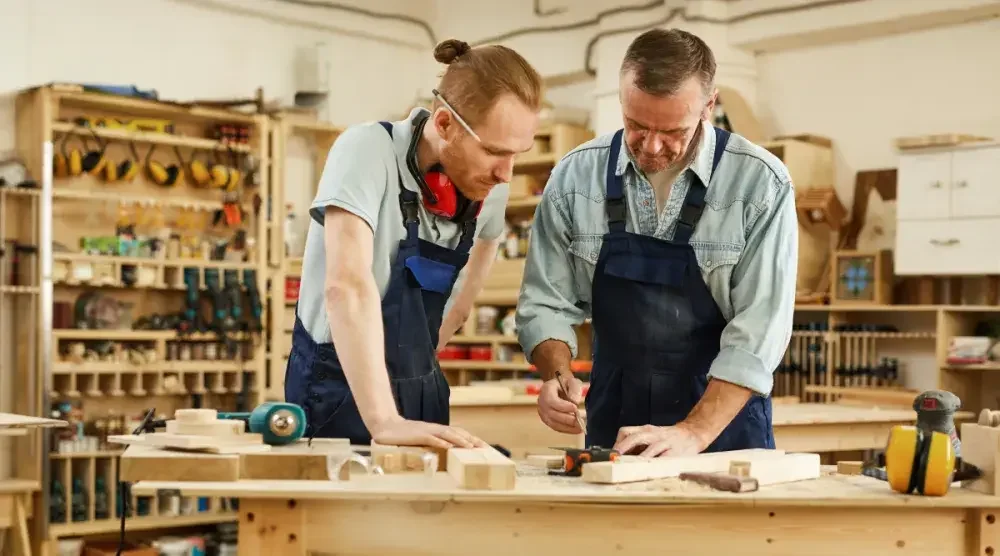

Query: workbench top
[[128, 460, 999, 509]]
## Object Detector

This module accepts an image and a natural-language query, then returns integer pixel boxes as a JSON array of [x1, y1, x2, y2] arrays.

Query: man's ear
[[431, 107, 453, 139], [703, 89, 718, 121]]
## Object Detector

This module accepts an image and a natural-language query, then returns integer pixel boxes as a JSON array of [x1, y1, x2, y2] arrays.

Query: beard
[[631, 124, 703, 176], [439, 140, 495, 202]]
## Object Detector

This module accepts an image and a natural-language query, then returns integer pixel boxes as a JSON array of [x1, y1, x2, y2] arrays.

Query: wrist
[[676, 419, 715, 450], [367, 410, 403, 435]]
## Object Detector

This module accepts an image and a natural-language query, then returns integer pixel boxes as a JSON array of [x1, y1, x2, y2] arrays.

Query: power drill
[[913, 389, 962, 458]]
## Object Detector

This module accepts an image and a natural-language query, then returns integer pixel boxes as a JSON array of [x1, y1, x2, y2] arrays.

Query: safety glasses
[[431, 89, 482, 142]]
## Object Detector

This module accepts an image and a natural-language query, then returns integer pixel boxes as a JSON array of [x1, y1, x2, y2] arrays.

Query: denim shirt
[[515, 121, 799, 396]]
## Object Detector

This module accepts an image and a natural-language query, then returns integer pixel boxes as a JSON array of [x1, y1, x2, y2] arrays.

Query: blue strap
[[605, 129, 626, 233], [379, 121, 419, 242], [673, 127, 731, 245]]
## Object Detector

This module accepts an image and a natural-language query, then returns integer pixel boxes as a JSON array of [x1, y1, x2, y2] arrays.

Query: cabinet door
[[897, 152, 951, 220], [951, 146, 1000, 219], [896, 219, 1000, 275]]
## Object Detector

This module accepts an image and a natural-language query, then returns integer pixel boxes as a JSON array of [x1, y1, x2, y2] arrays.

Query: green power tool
[[218, 402, 307, 446]]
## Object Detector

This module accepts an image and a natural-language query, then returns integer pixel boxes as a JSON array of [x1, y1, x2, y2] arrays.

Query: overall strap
[[674, 126, 731, 245], [380, 121, 420, 242], [605, 129, 627, 233], [456, 220, 476, 254]]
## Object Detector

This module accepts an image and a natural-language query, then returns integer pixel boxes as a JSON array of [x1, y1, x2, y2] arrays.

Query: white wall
[[0, 0, 437, 154], [756, 17, 1000, 201]]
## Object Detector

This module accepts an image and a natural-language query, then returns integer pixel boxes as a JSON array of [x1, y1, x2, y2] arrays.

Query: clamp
[[548, 446, 619, 477]]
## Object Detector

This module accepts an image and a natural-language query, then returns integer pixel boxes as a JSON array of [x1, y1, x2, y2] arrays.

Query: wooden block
[[447, 446, 516, 490], [370, 442, 447, 472], [581, 449, 786, 485], [729, 453, 821, 486], [837, 461, 863, 475], [119, 445, 240, 482], [960, 423, 1000, 495], [166, 419, 245, 436], [174, 409, 219, 424]]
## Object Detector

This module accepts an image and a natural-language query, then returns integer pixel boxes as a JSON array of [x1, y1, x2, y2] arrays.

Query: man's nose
[[641, 133, 663, 154], [494, 157, 514, 183]]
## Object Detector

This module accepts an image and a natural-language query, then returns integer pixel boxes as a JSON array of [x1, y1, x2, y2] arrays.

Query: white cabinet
[[895, 143, 1000, 276]]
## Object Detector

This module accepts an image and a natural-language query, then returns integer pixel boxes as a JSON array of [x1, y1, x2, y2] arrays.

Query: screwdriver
[[555, 370, 586, 432]]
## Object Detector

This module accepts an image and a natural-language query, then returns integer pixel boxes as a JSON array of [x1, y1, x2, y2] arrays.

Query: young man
[[516, 29, 798, 457], [286, 39, 543, 449]]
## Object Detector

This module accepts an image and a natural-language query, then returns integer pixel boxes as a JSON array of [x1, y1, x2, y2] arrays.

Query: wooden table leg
[[973, 508, 999, 556], [13, 495, 30, 556], [238, 498, 305, 556]]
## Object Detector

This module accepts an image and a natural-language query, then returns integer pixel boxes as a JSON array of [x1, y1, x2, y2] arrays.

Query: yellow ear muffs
[[885, 425, 955, 496], [144, 145, 180, 187], [185, 149, 212, 187], [209, 150, 230, 189], [106, 142, 140, 183], [53, 133, 69, 178], [81, 129, 108, 176], [225, 167, 242, 191]]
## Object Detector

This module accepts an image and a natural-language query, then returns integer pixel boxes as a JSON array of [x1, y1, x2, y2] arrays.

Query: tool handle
[[217, 412, 250, 420]]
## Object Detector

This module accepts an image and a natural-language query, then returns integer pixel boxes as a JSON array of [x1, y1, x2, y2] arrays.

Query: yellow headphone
[[54, 132, 85, 178], [103, 142, 141, 183], [178, 148, 224, 188], [884, 425, 956, 496], [79, 128, 108, 176], [145, 145, 181, 187]]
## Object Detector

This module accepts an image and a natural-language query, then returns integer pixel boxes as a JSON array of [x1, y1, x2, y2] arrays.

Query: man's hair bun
[[434, 39, 471, 64]]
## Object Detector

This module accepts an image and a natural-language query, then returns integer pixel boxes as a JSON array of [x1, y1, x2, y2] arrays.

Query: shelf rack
[[266, 112, 342, 401], [10, 84, 273, 546], [443, 122, 594, 386]]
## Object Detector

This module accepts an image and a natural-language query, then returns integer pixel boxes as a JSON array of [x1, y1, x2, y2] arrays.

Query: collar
[[617, 119, 716, 187], [387, 107, 430, 194]]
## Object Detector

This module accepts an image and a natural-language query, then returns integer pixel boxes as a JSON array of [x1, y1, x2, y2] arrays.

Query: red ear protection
[[407, 112, 483, 224], [421, 167, 484, 222]]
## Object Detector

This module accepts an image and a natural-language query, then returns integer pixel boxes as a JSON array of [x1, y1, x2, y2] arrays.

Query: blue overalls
[[284, 121, 474, 444], [584, 127, 775, 452]]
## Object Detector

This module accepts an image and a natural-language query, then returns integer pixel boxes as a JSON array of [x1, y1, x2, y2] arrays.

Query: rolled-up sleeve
[[516, 166, 588, 362], [708, 177, 798, 395]]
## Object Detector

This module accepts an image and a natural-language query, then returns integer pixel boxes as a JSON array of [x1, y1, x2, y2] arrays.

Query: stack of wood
[[108, 409, 270, 454]]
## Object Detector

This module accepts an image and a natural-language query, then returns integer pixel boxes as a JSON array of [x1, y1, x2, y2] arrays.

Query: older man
[[516, 29, 798, 457]]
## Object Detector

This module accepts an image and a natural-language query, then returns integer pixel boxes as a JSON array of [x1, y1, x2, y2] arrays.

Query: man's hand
[[537, 374, 584, 434], [612, 423, 709, 457], [370, 415, 487, 450]]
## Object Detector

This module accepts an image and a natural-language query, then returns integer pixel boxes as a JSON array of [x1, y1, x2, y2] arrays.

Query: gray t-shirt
[[297, 108, 509, 343]]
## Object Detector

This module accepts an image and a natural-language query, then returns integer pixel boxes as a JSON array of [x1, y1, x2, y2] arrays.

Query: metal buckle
[[679, 202, 701, 226], [401, 199, 419, 225], [606, 198, 626, 223]]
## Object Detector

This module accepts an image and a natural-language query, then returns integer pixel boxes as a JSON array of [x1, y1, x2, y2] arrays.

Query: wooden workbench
[[449, 395, 971, 458], [123, 448, 1000, 556]]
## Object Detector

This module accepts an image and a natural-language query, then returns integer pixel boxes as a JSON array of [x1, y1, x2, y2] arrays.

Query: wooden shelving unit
[[11, 84, 272, 545], [442, 122, 595, 386], [266, 112, 341, 401], [784, 303, 1000, 410]]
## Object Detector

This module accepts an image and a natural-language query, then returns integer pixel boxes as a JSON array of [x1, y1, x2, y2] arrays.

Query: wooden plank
[[581, 449, 787, 485], [447, 447, 516, 490], [0, 413, 67, 429], [370, 442, 448, 472], [119, 446, 240, 483], [108, 432, 271, 454]]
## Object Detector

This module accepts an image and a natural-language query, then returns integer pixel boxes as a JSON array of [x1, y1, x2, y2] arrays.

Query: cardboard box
[[84, 541, 158, 556]]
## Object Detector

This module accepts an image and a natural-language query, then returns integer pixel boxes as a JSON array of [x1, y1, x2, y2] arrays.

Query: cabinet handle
[[955, 180, 968, 188], [931, 181, 942, 188], [929, 238, 959, 246]]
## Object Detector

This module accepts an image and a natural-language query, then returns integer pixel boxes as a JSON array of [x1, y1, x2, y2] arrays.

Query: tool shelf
[[7, 83, 274, 545], [46, 448, 236, 537]]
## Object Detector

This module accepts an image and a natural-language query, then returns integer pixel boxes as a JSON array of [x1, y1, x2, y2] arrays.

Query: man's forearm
[[438, 238, 499, 346], [681, 378, 753, 446], [326, 277, 399, 430], [529, 339, 574, 381]]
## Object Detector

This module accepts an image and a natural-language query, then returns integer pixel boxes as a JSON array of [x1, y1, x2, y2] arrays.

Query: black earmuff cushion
[[910, 429, 929, 494]]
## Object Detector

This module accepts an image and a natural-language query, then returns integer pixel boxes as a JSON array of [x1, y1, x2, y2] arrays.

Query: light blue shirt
[[515, 121, 798, 396]]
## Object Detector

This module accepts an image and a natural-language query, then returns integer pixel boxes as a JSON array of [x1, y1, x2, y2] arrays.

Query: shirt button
[[643, 200, 650, 207]]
